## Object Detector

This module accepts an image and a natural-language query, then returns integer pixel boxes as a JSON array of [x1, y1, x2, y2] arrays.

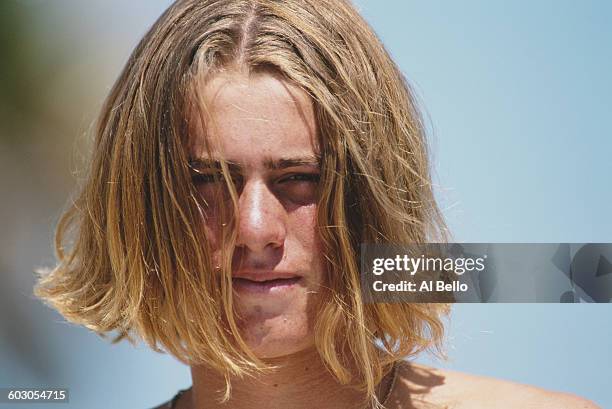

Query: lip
[[232, 271, 302, 282], [231, 271, 302, 294]]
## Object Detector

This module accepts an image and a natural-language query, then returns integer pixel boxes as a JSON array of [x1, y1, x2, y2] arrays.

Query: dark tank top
[[154, 388, 189, 409]]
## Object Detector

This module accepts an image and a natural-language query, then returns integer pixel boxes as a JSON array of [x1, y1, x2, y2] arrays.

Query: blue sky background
[[357, 2, 611, 406], [1, 1, 610, 408]]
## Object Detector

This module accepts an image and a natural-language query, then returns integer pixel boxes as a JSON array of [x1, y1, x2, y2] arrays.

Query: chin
[[237, 310, 315, 359]]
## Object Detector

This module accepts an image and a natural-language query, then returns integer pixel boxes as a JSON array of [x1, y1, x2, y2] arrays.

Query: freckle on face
[[190, 70, 326, 358]]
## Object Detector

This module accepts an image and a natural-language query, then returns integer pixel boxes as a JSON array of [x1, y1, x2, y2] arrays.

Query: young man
[[35, 1, 599, 408]]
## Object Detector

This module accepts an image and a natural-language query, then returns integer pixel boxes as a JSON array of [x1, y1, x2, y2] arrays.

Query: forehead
[[189, 70, 319, 164]]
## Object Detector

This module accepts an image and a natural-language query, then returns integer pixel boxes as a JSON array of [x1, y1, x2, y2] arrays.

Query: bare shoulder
[[390, 360, 601, 409]]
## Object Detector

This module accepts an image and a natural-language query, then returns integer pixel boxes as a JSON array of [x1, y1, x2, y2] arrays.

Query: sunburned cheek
[[198, 217, 228, 270], [287, 204, 326, 282], [198, 215, 219, 246], [287, 204, 319, 244], [198, 202, 234, 246]]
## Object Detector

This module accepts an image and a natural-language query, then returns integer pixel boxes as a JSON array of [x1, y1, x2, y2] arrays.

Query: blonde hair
[[34, 1, 450, 408]]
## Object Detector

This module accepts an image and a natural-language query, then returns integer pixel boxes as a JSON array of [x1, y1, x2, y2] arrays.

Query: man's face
[[190, 71, 325, 359]]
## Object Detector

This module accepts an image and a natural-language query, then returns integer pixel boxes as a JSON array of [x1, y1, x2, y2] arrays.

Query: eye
[[192, 171, 242, 185], [277, 173, 320, 205], [192, 172, 244, 205], [191, 172, 222, 184], [279, 173, 320, 183]]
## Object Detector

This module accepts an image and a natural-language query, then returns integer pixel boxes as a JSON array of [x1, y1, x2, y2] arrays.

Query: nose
[[235, 178, 286, 254]]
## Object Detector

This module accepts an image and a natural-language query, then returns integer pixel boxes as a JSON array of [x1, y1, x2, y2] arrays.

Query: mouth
[[231, 276, 302, 294]]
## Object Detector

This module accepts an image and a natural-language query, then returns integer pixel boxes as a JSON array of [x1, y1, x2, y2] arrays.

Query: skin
[[189, 69, 325, 360], [157, 71, 601, 409], [187, 70, 376, 409], [387, 363, 601, 409]]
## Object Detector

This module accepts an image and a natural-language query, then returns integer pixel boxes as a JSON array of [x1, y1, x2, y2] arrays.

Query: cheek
[[199, 210, 226, 269], [289, 202, 316, 234], [288, 204, 324, 263], [197, 184, 236, 235]]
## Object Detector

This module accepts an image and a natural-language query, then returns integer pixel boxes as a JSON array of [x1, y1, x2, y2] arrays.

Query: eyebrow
[[188, 155, 321, 173], [188, 158, 241, 173], [264, 156, 320, 170]]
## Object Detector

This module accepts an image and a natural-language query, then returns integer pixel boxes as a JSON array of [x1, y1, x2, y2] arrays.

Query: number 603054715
[[4, 388, 68, 402]]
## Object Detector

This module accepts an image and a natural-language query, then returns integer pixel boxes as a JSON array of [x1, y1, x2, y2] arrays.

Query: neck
[[189, 347, 386, 409]]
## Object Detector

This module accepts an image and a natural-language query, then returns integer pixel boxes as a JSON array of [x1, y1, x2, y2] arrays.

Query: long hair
[[34, 1, 450, 407]]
